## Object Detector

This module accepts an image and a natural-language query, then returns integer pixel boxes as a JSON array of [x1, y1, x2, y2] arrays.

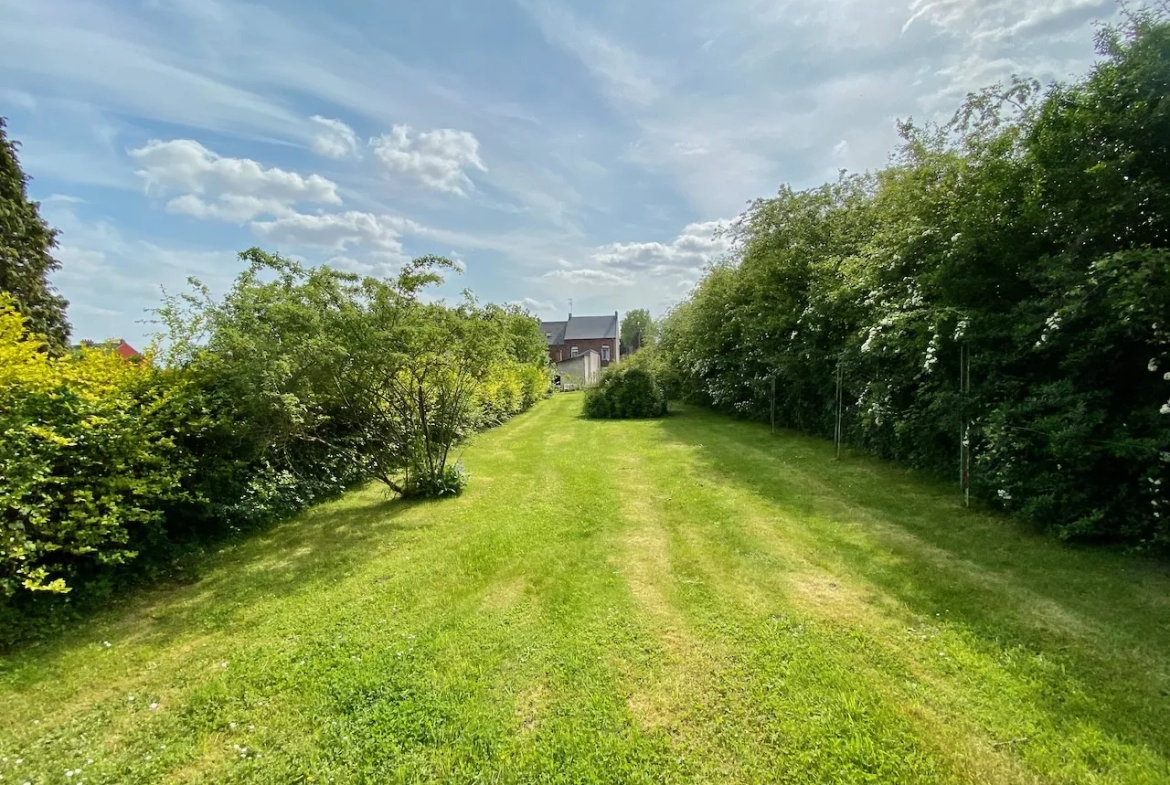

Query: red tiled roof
[[115, 341, 140, 359]]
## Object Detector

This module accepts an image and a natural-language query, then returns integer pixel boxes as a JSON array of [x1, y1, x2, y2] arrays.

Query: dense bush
[[584, 363, 668, 420], [0, 247, 548, 638], [658, 12, 1170, 550], [0, 297, 182, 611]]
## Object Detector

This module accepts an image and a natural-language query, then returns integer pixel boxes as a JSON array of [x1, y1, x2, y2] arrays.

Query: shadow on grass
[[2, 489, 426, 664], [653, 406, 1170, 756]]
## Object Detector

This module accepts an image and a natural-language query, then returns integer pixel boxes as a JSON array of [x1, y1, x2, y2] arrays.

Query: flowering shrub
[[654, 13, 1170, 550]]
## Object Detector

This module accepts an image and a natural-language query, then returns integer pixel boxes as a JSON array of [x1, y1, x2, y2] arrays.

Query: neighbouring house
[[74, 338, 142, 361], [554, 349, 601, 389], [541, 312, 620, 368]]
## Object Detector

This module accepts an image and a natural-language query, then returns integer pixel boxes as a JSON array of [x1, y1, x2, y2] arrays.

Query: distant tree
[[621, 308, 656, 353], [0, 118, 69, 351]]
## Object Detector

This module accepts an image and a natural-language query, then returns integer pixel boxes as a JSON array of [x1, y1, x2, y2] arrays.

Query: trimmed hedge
[[583, 365, 667, 420]]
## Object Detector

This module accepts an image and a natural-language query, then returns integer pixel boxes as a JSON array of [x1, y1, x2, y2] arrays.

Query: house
[[541, 312, 620, 368], [553, 349, 601, 389], [74, 338, 142, 361]]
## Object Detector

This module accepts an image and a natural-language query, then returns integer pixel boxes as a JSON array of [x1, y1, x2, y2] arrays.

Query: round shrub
[[583, 365, 667, 419]]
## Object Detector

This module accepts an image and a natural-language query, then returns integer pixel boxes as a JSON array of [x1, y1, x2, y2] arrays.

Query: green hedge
[[655, 13, 1170, 551], [0, 256, 551, 645], [583, 364, 667, 420]]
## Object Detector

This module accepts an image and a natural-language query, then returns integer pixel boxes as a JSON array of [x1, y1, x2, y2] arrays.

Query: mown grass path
[[3, 394, 1170, 784]]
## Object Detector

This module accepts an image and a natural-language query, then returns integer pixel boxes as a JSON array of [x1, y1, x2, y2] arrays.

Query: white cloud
[[903, 0, 1109, 38], [542, 268, 635, 286], [516, 0, 664, 109], [529, 219, 735, 317], [590, 220, 734, 274], [130, 139, 341, 204], [369, 125, 487, 196], [512, 297, 555, 313], [310, 115, 360, 160], [165, 194, 296, 222], [251, 210, 421, 259]]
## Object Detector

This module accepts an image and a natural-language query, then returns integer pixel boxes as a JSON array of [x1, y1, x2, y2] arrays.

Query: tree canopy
[[621, 308, 656, 353], [0, 118, 69, 351]]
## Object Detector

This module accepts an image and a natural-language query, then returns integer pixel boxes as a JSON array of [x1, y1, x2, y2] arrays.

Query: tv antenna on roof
[[568, 298, 573, 317]]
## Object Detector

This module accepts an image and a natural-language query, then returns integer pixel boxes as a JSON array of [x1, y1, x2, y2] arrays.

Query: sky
[[0, 0, 1119, 348]]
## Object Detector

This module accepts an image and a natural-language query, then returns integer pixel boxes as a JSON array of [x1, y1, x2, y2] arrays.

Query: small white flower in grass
[[127, 696, 135, 702], [86, 759, 92, 765], [1150, 359, 1160, 373], [248, 724, 255, 731], [102, 641, 111, 648], [1162, 402, 1170, 415], [230, 722, 237, 730], [221, 662, 229, 669], [149, 703, 159, 711]]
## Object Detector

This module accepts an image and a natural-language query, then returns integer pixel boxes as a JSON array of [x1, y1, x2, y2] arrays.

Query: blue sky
[[1, 0, 1116, 347]]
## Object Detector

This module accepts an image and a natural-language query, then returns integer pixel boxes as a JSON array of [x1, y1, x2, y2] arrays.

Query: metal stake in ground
[[834, 358, 844, 460]]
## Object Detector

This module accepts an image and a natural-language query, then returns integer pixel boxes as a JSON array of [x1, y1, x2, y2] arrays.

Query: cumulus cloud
[[589, 220, 734, 274], [165, 194, 296, 223], [310, 115, 360, 159], [369, 125, 487, 195], [251, 210, 421, 259], [533, 219, 734, 312], [130, 139, 341, 204]]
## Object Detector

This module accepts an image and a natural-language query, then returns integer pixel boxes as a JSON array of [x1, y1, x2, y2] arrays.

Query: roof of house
[[555, 349, 600, 367], [114, 341, 140, 359], [74, 339, 141, 359], [563, 314, 618, 341], [540, 320, 567, 346]]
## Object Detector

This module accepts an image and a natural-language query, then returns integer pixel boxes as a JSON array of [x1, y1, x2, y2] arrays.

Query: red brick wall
[[560, 337, 618, 367]]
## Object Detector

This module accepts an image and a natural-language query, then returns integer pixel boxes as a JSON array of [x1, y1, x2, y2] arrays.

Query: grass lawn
[[3, 393, 1170, 784]]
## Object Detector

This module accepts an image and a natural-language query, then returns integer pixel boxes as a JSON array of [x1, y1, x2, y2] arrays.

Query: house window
[[545, 332, 552, 340], [571, 346, 579, 357], [602, 345, 610, 362]]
